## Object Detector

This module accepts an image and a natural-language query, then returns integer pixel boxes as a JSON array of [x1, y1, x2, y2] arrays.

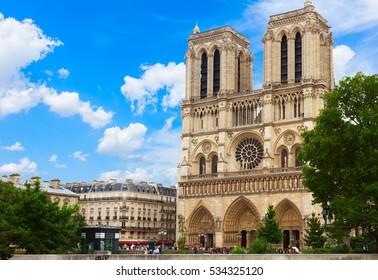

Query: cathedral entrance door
[[283, 230, 290, 249], [241, 230, 247, 247], [206, 234, 213, 247]]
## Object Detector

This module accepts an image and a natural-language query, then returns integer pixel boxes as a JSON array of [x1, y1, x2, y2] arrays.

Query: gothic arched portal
[[187, 205, 215, 247], [223, 196, 261, 247], [275, 199, 303, 249]]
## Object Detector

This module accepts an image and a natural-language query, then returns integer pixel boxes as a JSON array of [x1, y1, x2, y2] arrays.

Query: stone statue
[[322, 203, 333, 225]]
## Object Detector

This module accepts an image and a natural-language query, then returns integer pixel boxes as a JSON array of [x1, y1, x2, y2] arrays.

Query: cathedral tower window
[[295, 148, 302, 167], [200, 53, 208, 99], [211, 155, 218, 174], [281, 99, 286, 120], [281, 35, 288, 84], [294, 96, 302, 118], [295, 32, 302, 83], [281, 148, 288, 168], [237, 53, 242, 92], [199, 156, 206, 175], [213, 50, 220, 95]]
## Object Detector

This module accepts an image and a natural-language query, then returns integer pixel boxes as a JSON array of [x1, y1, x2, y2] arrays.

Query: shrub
[[350, 235, 375, 253], [230, 246, 247, 254], [249, 239, 269, 254]]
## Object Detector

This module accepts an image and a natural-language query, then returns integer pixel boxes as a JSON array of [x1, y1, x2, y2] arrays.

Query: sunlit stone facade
[[178, 1, 334, 249]]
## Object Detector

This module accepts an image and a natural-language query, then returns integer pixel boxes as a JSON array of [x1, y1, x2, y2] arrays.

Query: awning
[[119, 241, 149, 246]]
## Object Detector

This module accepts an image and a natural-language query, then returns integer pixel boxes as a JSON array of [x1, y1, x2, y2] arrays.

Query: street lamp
[[158, 228, 167, 249], [198, 232, 205, 247]]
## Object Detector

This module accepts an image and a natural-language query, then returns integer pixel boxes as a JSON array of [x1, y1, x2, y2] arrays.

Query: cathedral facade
[[177, 0, 334, 249]]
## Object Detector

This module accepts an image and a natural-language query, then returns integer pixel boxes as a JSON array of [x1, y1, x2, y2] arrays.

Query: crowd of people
[[119, 243, 301, 254]]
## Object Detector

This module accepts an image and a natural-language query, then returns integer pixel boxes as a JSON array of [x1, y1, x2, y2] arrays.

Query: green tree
[[299, 72, 378, 252], [303, 212, 326, 248], [0, 179, 84, 256], [0, 180, 22, 259], [177, 214, 187, 251], [257, 205, 283, 248]]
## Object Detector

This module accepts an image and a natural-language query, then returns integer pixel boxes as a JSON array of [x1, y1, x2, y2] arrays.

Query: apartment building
[[67, 179, 177, 246]]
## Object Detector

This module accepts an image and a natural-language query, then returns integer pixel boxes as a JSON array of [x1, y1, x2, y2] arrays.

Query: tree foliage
[[299, 72, 378, 251], [303, 212, 326, 248], [177, 214, 187, 250], [0, 179, 84, 258], [257, 205, 284, 245]]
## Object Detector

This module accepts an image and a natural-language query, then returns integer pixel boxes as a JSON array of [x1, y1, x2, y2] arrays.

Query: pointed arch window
[[295, 32, 302, 83], [199, 156, 206, 175], [200, 53, 208, 99], [211, 155, 218, 174], [213, 50, 220, 95], [294, 96, 302, 118], [295, 148, 302, 167], [237, 53, 242, 92], [281, 35, 288, 84], [281, 148, 288, 168]]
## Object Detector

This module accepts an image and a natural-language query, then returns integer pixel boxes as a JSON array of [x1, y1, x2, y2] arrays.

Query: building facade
[[177, 0, 334, 249], [67, 180, 176, 247]]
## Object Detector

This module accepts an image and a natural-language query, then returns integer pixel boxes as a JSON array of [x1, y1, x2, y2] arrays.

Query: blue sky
[[0, 0, 377, 186]]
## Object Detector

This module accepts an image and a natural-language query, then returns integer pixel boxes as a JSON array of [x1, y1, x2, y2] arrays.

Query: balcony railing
[[182, 166, 302, 181]]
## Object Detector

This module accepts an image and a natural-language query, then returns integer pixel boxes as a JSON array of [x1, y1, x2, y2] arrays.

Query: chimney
[[31, 176, 40, 181], [50, 179, 61, 189], [10, 173, 20, 184]]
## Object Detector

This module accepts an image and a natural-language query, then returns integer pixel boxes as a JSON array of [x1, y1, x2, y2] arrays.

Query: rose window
[[235, 138, 264, 169]]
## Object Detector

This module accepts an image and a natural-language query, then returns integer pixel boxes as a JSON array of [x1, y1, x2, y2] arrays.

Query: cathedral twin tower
[[178, 1, 334, 248]]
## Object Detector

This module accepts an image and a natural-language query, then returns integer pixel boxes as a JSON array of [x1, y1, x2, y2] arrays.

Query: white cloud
[[98, 170, 123, 181], [48, 154, 66, 168], [0, 13, 61, 117], [43, 90, 113, 128], [99, 168, 152, 184], [72, 151, 89, 161], [58, 68, 70, 79], [313, 0, 378, 34], [2, 141, 24, 151], [97, 123, 147, 157], [120, 62, 185, 114], [99, 167, 177, 186], [0, 13, 113, 128], [44, 70, 53, 77], [49, 154, 58, 162], [77, 101, 113, 129], [0, 157, 37, 173], [0, 13, 62, 86], [333, 45, 356, 82]]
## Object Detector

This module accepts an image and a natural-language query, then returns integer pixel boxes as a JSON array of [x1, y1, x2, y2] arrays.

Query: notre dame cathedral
[[177, 0, 334, 249]]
